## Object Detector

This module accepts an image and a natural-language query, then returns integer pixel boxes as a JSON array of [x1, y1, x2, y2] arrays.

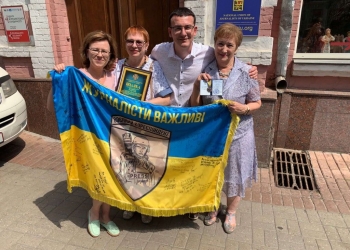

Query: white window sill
[[292, 53, 350, 77]]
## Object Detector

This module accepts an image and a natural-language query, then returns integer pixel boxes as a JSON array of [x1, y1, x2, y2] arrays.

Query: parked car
[[0, 67, 27, 147]]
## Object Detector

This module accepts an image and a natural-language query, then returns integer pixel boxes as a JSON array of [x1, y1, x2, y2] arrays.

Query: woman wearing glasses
[[114, 25, 172, 224], [48, 30, 120, 238], [114, 25, 172, 105], [49, 27, 172, 234]]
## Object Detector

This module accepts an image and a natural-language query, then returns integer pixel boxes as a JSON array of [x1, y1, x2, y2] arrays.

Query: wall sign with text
[[1, 5, 30, 43], [216, 0, 262, 36]]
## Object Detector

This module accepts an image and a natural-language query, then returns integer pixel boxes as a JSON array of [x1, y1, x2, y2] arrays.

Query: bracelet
[[244, 105, 250, 115]]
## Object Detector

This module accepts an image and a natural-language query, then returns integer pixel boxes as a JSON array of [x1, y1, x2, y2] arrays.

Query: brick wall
[[0, 12, 5, 36], [184, 0, 206, 44], [1, 57, 34, 78], [259, 7, 274, 37], [257, 6, 275, 92], [265, 0, 281, 88], [46, 0, 73, 66], [289, 0, 301, 67]]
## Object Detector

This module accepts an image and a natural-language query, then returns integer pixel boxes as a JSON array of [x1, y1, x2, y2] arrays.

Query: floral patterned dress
[[201, 58, 261, 198]]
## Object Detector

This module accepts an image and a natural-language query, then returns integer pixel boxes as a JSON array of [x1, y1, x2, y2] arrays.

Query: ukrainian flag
[[51, 67, 239, 216]]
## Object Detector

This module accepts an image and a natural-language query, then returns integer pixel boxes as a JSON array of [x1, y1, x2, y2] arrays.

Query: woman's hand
[[108, 58, 118, 71], [54, 63, 66, 73], [227, 101, 248, 115], [191, 73, 211, 107], [228, 100, 262, 115], [194, 73, 211, 90]]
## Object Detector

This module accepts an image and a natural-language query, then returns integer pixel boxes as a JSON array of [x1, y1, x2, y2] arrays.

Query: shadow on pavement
[[33, 180, 201, 233], [33, 181, 91, 229], [0, 137, 26, 167]]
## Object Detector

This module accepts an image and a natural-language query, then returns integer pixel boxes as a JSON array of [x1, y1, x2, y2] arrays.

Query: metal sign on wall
[[1, 5, 30, 43], [216, 0, 262, 36]]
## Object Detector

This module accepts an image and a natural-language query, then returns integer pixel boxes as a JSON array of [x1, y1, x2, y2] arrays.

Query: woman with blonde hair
[[190, 23, 261, 234]]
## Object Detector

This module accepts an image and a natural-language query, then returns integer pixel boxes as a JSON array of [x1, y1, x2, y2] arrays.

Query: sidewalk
[[0, 131, 349, 250]]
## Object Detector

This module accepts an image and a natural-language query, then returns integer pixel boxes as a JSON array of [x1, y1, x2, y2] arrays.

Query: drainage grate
[[273, 148, 318, 191]]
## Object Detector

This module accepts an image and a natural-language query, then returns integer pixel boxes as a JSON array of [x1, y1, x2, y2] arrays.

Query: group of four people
[[48, 7, 261, 236]]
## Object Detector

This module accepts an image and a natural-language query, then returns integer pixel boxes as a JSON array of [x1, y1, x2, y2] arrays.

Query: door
[[65, 0, 179, 67]]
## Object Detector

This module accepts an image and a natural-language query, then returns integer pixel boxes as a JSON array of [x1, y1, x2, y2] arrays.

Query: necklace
[[219, 69, 232, 78], [125, 55, 148, 69]]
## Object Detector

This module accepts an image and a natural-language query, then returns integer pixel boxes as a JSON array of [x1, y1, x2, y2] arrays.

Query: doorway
[[65, 0, 180, 67]]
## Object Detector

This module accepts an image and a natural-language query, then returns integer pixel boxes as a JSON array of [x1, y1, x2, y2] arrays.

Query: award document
[[117, 65, 152, 101], [200, 80, 223, 96]]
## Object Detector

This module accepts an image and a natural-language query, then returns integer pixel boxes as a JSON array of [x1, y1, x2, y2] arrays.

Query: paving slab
[[0, 131, 349, 249]]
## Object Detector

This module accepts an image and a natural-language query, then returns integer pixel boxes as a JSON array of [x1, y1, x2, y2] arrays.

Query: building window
[[296, 0, 350, 54]]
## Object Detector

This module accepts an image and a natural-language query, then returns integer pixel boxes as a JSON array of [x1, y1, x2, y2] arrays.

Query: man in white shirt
[[151, 7, 257, 108]]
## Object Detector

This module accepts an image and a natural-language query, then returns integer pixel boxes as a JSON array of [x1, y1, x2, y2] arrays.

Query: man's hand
[[248, 65, 258, 80], [108, 58, 118, 71]]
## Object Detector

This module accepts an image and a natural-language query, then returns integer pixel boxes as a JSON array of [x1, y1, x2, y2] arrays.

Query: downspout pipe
[[275, 0, 295, 93]]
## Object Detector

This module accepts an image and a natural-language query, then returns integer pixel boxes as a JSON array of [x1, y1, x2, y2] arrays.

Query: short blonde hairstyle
[[214, 23, 243, 47]]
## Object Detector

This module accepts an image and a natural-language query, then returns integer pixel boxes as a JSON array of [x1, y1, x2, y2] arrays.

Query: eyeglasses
[[125, 39, 146, 47], [88, 48, 110, 57], [170, 25, 195, 34]]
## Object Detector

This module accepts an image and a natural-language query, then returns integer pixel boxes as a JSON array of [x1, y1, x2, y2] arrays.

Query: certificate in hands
[[200, 80, 223, 96], [116, 65, 152, 101]]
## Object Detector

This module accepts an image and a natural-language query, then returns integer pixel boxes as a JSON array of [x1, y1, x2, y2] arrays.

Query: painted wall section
[[185, 0, 278, 92]]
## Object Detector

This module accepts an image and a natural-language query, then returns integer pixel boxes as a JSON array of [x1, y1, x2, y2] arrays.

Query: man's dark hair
[[168, 7, 196, 26]]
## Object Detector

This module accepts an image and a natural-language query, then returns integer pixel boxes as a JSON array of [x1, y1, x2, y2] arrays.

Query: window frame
[[292, 0, 350, 76]]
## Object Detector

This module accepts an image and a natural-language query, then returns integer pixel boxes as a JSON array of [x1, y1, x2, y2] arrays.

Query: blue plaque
[[216, 0, 262, 36]]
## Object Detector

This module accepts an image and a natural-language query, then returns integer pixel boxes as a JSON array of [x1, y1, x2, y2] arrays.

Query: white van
[[0, 67, 27, 147]]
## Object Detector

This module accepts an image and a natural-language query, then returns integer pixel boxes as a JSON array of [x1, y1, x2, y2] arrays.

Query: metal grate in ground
[[273, 148, 318, 191]]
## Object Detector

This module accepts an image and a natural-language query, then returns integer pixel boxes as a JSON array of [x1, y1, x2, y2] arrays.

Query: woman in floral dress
[[190, 23, 261, 234]]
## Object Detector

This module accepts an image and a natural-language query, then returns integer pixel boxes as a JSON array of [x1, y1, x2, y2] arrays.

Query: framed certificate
[[116, 65, 152, 101]]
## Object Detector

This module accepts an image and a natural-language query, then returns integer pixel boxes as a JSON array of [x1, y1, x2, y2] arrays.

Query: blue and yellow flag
[[51, 67, 239, 217]]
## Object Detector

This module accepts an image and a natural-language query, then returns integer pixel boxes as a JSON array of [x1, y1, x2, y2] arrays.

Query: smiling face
[[168, 15, 197, 50], [125, 32, 148, 59], [214, 37, 238, 66], [86, 40, 111, 70]]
